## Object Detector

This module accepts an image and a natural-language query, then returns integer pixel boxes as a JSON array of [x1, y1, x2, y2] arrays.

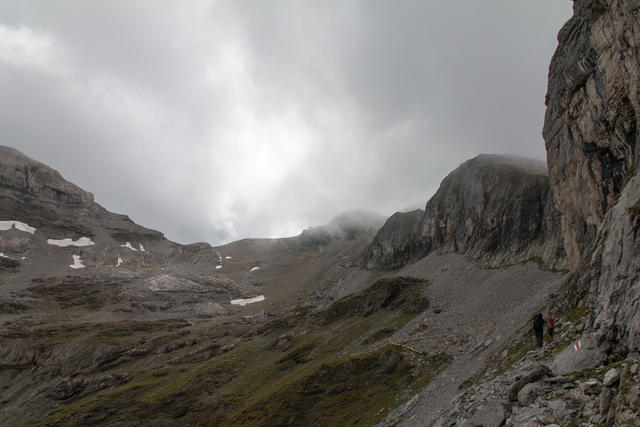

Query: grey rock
[[599, 386, 614, 415], [508, 406, 547, 425], [631, 363, 639, 376], [543, 375, 574, 384], [581, 379, 602, 395], [362, 155, 567, 270], [603, 368, 620, 387], [548, 399, 566, 414], [469, 401, 509, 427], [361, 209, 426, 269], [543, 0, 640, 270], [517, 382, 544, 406], [542, 0, 640, 353], [507, 364, 552, 401], [0, 256, 20, 269], [431, 417, 454, 427], [551, 333, 606, 375]]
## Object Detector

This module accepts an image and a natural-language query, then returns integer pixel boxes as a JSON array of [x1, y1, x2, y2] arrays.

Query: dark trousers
[[535, 328, 544, 347]]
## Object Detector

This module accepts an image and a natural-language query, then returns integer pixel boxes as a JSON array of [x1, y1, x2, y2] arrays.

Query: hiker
[[533, 313, 545, 348], [547, 315, 555, 339]]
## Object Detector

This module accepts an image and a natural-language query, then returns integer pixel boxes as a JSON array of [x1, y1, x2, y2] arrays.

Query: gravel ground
[[377, 253, 566, 425]]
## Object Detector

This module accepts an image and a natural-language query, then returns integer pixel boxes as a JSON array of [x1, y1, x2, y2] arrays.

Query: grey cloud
[[0, 1, 572, 245]]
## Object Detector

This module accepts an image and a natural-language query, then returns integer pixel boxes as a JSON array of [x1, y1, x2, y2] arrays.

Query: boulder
[[551, 333, 606, 375], [517, 382, 544, 406], [507, 364, 552, 402], [603, 368, 620, 387]]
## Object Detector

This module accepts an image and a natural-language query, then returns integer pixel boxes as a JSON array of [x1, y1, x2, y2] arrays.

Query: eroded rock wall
[[543, 0, 640, 352], [543, 0, 640, 269], [363, 155, 566, 270]]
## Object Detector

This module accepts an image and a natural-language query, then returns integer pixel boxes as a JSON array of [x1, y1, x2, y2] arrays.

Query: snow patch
[[249, 266, 260, 272], [230, 295, 265, 306], [70, 255, 85, 269], [116, 257, 123, 267], [0, 220, 36, 234], [0, 252, 10, 259], [225, 256, 233, 260], [139, 243, 145, 252], [47, 237, 95, 247], [216, 265, 222, 270], [121, 242, 138, 251]]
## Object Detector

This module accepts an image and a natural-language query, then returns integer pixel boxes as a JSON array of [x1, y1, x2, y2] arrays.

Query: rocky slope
[[363, 155, 566, 270], [543, 0, 640, 354], [387, 1, 640, 424], [0, 146, 569, 425], [0, 146, 382, 328]]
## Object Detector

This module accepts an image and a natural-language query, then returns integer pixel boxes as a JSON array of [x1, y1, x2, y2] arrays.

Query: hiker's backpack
[[533, 314, 544, 330], [547, 317, 555, 328]]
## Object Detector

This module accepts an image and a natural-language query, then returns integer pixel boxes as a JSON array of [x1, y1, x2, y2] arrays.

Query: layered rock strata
[[363, 155, 566, 270], [543, 0, 640, 352], [543, 0, 640, 269]]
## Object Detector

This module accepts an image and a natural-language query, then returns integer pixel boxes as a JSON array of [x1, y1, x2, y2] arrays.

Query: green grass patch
[[38, 277, 440, 426], [563, 305, 588, 324]]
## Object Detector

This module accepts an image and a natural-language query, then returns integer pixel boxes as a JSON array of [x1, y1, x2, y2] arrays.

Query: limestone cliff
[[543, 0, 640, 352], [362, 209, 425, 269], [0, 145, 163, 241], [363, 155, 566, 270], [543, 0, 640, 270]]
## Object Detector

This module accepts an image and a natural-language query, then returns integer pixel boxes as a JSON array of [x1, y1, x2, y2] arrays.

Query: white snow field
[[225, 256, 232, 260], [216, 265, 222, 270], [0, 220, 36, 234], [249, 266, 260, 272], [116, 257, 123, 267], [121, 242, 138, 251], [47, 237, 95, 247], [139, 244, 145, 252], [230, 295, 265, 306], [69, 255, 86, 269]]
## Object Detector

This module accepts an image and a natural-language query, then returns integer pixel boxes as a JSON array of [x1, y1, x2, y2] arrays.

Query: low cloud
[[0, 1, 572, 245]]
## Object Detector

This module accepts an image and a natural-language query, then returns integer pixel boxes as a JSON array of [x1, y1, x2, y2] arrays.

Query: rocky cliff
[[543, 0, 640, 270], [363, 155, 566, 270], [361, 209, 425, 269], [0, 145, 163, 242], [543, 0, 640, 353]]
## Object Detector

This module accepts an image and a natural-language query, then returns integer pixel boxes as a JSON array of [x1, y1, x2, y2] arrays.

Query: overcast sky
[[0, 1, 572, 245]]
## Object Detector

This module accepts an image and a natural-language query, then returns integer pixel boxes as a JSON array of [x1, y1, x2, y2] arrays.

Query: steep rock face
[[543, 0, 640, 352], [586, 177, 640, 351], [363, 155, 566, 270], [0, 146, 227, 277], [543, 0, 640, 269], [362, 209, 425, 269], [0, 145, 163, 241]]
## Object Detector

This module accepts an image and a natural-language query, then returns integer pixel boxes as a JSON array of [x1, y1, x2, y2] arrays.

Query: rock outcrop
[[0, 145, 164, 241], [543, 0, 640, 270], [363, 155, 566, 270], [361, 209, 425, 269], [543, 0, 640, 352]]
